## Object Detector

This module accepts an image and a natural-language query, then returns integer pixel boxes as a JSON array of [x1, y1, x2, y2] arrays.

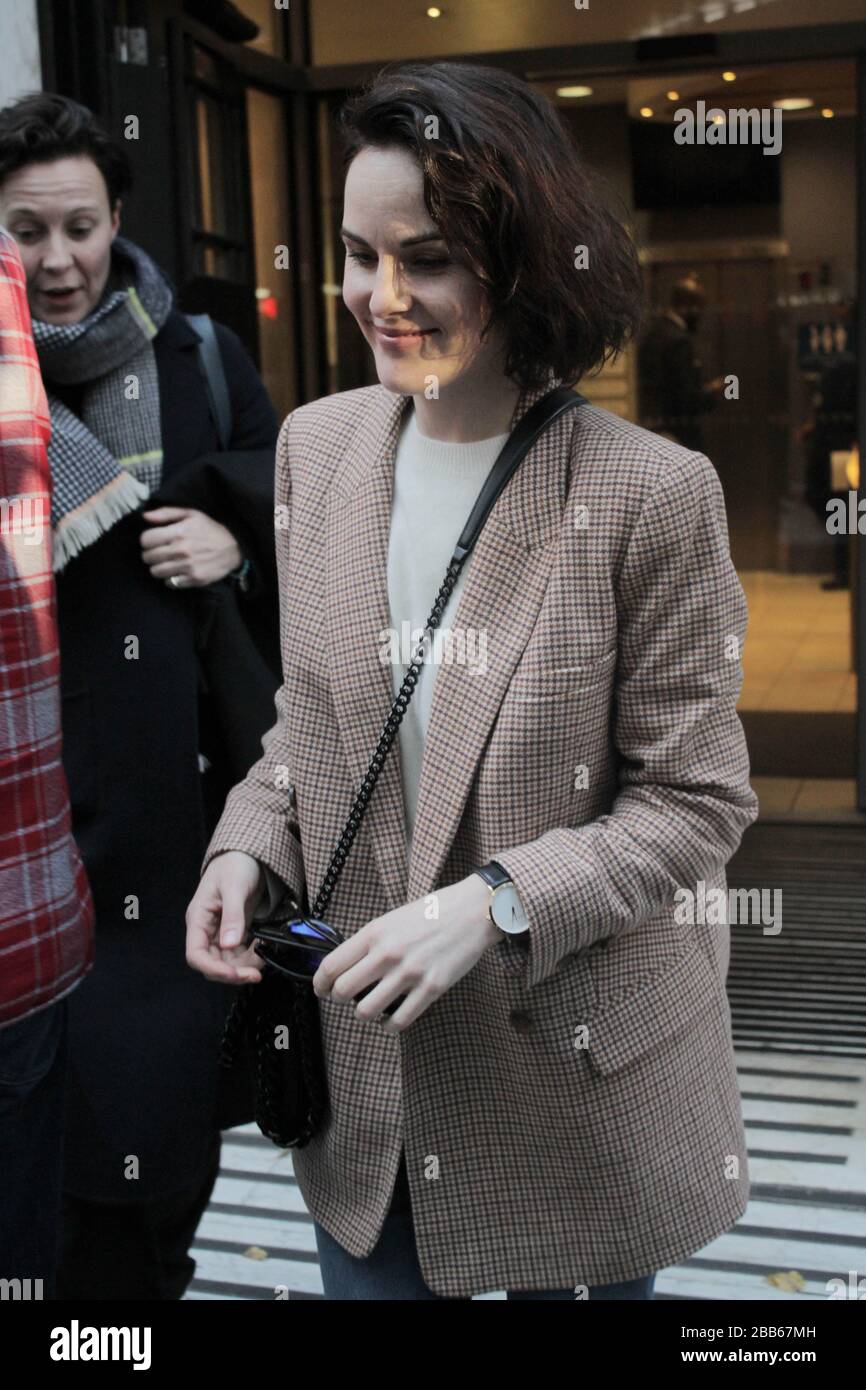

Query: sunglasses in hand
[[251, 914, 404, 1018]]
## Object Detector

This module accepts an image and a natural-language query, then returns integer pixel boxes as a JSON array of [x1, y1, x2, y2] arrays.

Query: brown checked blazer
[[202, 375, 760, 1297]]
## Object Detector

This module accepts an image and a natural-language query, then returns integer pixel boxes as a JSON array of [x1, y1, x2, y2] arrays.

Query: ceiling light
[[821, 108, 835, 118], [639, 106, 653, 118], [722, 71, 736, 82], [556, 85, 593, 98], [666, 90, 680, 101], [426, 6, 442, 16], [774, 98, 814, 110]]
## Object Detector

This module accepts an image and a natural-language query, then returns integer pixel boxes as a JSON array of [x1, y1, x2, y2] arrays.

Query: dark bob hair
[[0, 91, 132, 209], [337, 61, 644, 390]]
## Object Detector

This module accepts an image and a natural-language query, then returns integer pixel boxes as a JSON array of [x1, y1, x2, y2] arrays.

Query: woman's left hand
[[312, 875, 501, 1034], [140, 506, 242, 586]]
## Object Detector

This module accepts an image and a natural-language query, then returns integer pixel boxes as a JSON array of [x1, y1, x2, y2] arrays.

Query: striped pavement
[[184, 1048, 866, 1301]]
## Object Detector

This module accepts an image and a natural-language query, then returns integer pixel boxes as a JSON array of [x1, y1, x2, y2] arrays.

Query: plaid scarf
[[31, 235, 174, 571]]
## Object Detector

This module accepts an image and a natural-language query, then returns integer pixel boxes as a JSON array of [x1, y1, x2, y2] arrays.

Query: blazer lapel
[[407, 376, 580, 900], [326, 375, 581, 915], [326, 387, 413, 914]]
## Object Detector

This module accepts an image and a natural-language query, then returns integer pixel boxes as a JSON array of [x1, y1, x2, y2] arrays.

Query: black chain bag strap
[[219, 386, 587, 1148]]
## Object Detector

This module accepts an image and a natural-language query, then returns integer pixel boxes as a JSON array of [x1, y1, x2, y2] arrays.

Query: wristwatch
[[473, 861, 530, 940]]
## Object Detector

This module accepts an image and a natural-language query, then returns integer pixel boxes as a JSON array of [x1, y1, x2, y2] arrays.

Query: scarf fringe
[[53, 472, 151, 573]]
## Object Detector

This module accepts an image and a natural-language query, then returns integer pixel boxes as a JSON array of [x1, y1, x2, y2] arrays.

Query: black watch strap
[[475, 860, 511, 889]]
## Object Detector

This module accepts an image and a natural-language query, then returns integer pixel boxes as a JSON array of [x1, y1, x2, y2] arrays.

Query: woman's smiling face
[[341, 144, 506, 396], [0, 155, 120, 324]]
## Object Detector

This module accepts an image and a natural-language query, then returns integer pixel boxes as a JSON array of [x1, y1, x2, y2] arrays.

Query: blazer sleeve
[[495, 448, 760, 991], [200, 412, 306, 909]]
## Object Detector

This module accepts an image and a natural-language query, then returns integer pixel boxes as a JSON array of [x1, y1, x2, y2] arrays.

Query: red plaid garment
[[0, 227, 93, 1026]]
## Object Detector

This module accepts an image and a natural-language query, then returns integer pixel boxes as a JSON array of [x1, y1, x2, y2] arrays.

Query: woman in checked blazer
[[186, 61, 759, 1300]]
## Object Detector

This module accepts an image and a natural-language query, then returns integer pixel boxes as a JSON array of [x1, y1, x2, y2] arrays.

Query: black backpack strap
[[186, 313, 232, 450]]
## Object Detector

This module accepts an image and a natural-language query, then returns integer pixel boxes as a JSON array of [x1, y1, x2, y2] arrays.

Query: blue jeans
[[313, 1151, 656, 1301]]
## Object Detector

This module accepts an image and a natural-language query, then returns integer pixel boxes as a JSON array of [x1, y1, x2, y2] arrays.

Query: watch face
[[491, 883, 529, 934]]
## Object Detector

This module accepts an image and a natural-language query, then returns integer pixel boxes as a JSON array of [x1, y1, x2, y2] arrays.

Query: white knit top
[[386, 404, 510, 846]]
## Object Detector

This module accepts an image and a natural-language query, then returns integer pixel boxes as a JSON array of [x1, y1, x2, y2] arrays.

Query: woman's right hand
[[185, 851, 267, 985]]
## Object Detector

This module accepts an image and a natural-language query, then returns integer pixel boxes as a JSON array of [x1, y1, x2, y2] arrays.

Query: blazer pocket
[[507, 646, 617, 701], [585, 942, 722, 1076]]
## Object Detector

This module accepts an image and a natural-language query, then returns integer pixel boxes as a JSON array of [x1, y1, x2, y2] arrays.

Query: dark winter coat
[[53, 310, 280, 1202]]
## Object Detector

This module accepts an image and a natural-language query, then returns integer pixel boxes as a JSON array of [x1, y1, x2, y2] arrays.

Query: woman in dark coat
[[0, 92, 280, 1298]]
